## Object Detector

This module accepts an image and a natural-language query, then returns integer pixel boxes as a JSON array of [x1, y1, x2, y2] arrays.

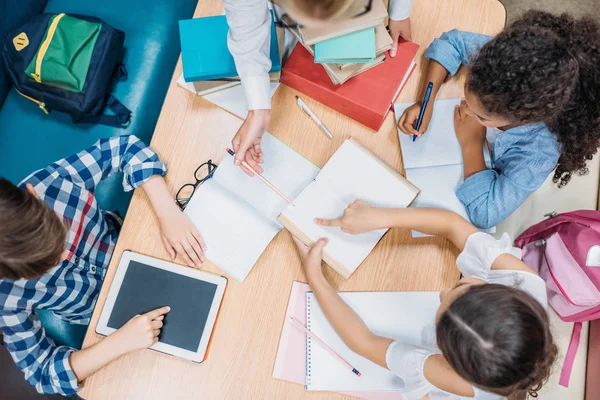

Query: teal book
[[314, 28, 376, 64], [179, 12, 281, 82]]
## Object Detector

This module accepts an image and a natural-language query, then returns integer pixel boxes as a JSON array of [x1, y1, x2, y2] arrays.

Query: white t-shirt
[[385, 232, 547, 400]]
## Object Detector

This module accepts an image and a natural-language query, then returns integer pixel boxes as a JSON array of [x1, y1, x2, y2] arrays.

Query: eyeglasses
[[175, 160, 217, 210], [274, 0, 373, 29]]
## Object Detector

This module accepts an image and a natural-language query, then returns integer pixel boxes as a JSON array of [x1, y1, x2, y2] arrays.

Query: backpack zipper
[[15, 89, 49, 114], [31, 13, 66, 83]]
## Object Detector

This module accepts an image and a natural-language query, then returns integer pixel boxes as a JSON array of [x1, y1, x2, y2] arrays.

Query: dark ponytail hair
[[436, 284, 557, 399], [467, 10, 600, 187]]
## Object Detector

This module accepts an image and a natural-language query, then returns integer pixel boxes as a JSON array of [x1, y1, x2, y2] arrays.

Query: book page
[[395, 98, 463, 169], [184, 179, 281, 283], [318, 139, 418, 209], [282, 180, 387, 275], [306, 291, 440, 391], [214, 132, 320, 222]]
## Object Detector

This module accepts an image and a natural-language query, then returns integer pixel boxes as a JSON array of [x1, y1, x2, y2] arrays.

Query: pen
[[226, 148, 293, 204], [296, 96, 334, 139], [413, 82, 434, 142], [289, 316, 361, 377]]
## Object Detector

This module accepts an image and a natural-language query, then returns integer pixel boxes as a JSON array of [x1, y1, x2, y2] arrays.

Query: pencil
[[226, 148, 293, 204], [289, 316, 361, 377]]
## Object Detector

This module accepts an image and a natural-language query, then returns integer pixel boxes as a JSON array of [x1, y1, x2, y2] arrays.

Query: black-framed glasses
[[274, 0, 373, 29], [175, 160, 217, 210]]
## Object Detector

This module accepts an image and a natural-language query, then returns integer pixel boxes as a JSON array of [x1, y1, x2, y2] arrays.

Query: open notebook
[[306, 290, 440, 392], [273, 281, 404, 400], [278, 139, 420, 279], [394, 98, 494, 236], [184, 133, 320, 282]]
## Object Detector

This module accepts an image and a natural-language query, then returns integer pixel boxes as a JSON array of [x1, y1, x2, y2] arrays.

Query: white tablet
[[97, 251, 227, 363]]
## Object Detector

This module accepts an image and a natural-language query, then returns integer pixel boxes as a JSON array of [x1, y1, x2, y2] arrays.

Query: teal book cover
[[180, 12, 281, 82], [314, 28, 376, 64]]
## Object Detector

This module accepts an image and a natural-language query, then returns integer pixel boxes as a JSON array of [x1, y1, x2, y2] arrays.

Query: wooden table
[[79, 1, 505, 398]]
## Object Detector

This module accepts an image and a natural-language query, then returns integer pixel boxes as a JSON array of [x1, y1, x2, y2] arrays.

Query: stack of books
[[286, 0, 392, 85], [179, 12, 284, 96]]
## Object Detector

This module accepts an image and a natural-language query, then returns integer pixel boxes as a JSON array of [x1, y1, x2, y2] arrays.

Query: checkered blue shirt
[[0, 135, 166, 396]]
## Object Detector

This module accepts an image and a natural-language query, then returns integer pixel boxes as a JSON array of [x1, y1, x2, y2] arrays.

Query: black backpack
[[1, 13, 131, 127]]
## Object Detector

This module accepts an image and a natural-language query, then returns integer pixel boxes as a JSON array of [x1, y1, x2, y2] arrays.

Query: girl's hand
[[158, 205, 206, 268], [315, 200, 386, 234], [454, 100, 486, 147], [398, 102, 433, 138], [292, 236, 328, 281], [108, 306, 170, 356], [388, 18, 412, 56]]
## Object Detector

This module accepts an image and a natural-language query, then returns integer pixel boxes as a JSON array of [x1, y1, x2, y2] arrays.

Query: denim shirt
[[424, 30, 561, 229]]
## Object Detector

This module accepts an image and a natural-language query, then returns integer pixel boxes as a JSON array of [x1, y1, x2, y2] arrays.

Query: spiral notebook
[[306, 291, 440, 392]]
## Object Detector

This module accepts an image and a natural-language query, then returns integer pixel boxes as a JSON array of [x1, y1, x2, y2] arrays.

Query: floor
[[2, 1, 598, 399]]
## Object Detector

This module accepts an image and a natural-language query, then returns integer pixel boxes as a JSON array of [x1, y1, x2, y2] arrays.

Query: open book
[[394, 98, 494, 236], [185, 136, 419, 282], [278, 139, 419, 279]]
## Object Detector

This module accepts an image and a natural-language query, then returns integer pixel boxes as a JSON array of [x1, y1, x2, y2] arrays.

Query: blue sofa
[[0, 0, 197, 349]]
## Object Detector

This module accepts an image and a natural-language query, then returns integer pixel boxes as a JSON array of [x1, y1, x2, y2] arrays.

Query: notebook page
[[184, 179, 281, 282], [318, 139, 418, 209], [395, 98, 463, 169], [306, 292, 440, 392], [282, 180, 386, 274], [214, 132, 320, 222]]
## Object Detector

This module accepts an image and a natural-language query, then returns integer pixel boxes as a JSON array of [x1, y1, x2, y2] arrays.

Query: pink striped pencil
[[226, 148, 293, 204], [290, 316, 361, 377]]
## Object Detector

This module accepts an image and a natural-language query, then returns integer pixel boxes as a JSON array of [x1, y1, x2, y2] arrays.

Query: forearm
[[376, 208, 477, 250], [69, 335, 126, 381], [422, 60, 448, 101], [141, 175, 179, 221], [307, 271, 390, 366], [461, 142, 487, 179]]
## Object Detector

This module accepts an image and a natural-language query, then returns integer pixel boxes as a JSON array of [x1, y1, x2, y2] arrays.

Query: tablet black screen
[[107, 261, 218, 352]]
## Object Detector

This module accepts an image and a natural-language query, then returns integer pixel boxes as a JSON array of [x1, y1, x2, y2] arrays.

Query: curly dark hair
[[467, 11, 600, 187], [437, 284, 558, 400]]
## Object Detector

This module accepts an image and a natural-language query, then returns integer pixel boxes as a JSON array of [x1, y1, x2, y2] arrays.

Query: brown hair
[[277, 0, 360, 20], [0, 178, 67, 280], [436, 284, 557, 399]]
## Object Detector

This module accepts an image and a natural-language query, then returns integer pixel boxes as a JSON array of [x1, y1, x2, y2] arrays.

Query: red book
[[281, 41, 419, 131]]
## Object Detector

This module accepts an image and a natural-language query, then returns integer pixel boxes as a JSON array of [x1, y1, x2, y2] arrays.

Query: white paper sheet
[[184, 180, 281, 282], [395, 98, 463, 169], [214, 133, 320, 222], [306, 291, 440, 392]]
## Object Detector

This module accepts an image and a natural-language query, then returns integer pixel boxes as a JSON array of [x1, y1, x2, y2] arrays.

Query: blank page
[[184, 179, 281, 282], [214, 132, 320, 222], [306, 292, 440, 392], [395, 98, 463, 169], [317, 139, 418, 209], [283, 180, 386, 273]]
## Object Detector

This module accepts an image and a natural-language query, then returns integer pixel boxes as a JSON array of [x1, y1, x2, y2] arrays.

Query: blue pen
[[413, 82, 434, 142]]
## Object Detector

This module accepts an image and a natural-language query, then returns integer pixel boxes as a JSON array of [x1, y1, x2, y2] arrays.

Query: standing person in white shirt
[[222, 0, 413, 176]]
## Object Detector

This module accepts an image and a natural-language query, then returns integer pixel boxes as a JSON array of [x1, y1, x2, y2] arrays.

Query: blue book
[[180, 12, 281, 82], [314, 28, 376, 64]]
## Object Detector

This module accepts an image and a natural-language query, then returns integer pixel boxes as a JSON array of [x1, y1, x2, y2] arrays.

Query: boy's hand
[[454, 100, 486, 147], [388, 18, 412, 57], [315, 200, 385, 234], [292, 236, 328, 280], [398, 102, 433, 138], [108, 306, 170, 355], [159, 206, 206, 268]]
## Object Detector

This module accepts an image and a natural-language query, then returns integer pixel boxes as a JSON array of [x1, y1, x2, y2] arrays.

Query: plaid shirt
[[0, 135, 166, 396]]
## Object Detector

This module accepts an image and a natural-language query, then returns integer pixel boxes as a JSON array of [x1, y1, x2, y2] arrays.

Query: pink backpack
[[515, 210, 600, 387]]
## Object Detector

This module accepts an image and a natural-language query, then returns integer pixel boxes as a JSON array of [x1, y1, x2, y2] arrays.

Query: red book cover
[[281, 41, 419, 131]]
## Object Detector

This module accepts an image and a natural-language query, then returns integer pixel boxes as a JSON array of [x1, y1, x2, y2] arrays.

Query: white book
[[394, 99, 495, 236], [279, 139, 420, 279], [306, 291, 440, 392], [184, 133, 320, 282]]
